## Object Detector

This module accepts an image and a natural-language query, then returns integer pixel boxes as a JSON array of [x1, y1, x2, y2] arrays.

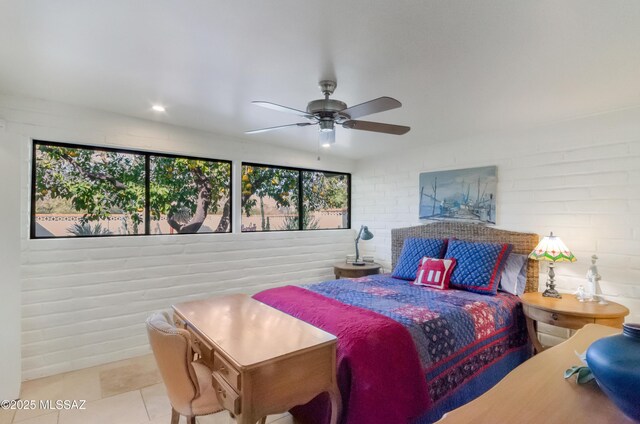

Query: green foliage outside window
[[35, 144, 146, 235], [32, 142, 349, 238], [150, 156, 231, 234], [241, 164, 350, 232], [33, 142, 231, 237]]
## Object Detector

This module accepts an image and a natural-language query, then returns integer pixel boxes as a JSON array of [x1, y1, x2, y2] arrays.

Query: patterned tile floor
[[0, 354, 295, 424]]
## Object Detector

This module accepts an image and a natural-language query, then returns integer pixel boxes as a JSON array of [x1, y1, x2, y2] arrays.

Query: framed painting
[[419, 166, 497, 224]]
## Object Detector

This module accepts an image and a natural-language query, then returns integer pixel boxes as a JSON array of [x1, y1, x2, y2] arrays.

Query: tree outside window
[[241, 164, 350, 232], [32, 141, 231, 238], [240, 164, 299, 231], [150, 156, 231, 234], [302, 171, 349, 230]]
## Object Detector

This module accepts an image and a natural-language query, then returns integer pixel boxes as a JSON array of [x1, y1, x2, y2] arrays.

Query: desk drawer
[[187, 328, 214, 364], [213, 352, 241, 391], [212, 371, 241, 415], [525, 306, 594, 329]]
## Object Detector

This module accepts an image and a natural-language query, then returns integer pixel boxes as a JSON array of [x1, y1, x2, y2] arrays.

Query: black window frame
[[241, 162, 351, 232], [31, 140, 233, 239]]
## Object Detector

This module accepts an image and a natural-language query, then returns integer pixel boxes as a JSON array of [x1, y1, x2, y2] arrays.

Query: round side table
[[520, 291, 629, 354], [333, 262, 381, 279]]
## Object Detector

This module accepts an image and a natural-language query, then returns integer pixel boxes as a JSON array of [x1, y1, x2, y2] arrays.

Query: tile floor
[[0, 354, 295, 424]]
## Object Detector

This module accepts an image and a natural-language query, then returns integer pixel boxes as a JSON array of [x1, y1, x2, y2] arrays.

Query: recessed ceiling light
[[151, 104, 166, 112]]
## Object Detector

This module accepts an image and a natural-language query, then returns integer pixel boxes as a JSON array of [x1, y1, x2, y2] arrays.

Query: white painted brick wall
[[353, 106, 640, 347], [6, 93, 640, 379], [0, 94, 355, 380]]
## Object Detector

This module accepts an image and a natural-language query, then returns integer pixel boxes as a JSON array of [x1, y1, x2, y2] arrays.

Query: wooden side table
[[437, 324, 633, 423], [173, 295, 341, 424], [334, 262, 381, 279], [520, 291, 629, 354]]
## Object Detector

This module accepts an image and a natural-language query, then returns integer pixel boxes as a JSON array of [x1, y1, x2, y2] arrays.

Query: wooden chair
[[146, 311, 225, 424]]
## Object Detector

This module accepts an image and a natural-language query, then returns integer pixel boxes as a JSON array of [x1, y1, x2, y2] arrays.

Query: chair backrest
[[146, 312, 199, 414]]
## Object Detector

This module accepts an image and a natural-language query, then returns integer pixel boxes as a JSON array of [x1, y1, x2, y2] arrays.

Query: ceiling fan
[[246, 80, 410, 147]]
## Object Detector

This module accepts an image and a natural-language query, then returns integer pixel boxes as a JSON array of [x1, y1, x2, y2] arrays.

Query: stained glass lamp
[[529, 232, 576, 298]]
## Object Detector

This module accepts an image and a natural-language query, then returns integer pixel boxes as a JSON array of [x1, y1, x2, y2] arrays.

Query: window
[[32, 141, 231, 238], [302, 171, 350, 230], [241, 163, 350, 232], [149, 155, 231, 235]]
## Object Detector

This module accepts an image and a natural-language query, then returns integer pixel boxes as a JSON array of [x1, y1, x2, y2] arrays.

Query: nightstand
[[520, 291, 629, 354], [334, 262, 381, 279]]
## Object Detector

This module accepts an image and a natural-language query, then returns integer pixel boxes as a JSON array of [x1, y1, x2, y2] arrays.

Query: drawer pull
[[213, 352, 241, 391], [552, 313, 559, 320]]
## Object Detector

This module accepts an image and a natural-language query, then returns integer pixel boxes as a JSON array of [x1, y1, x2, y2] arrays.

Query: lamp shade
[[360, 226, 374, 241], [529, 232, 576, 262]]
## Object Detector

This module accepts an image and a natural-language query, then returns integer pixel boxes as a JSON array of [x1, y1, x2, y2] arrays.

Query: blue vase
[[586, 323, 640, 422]]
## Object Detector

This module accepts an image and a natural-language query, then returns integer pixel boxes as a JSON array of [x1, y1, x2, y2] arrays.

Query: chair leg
[[171, 408, 180, 424], [187, 416, 196, 424]]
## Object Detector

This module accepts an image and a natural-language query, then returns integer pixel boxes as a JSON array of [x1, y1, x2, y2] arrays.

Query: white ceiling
[[1, 1, 639, 158]]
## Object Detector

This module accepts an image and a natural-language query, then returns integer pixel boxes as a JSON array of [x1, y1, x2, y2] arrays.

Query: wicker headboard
[[391, 222, 540, 293]]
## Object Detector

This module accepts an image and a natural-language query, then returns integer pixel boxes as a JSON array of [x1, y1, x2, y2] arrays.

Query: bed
[[253, 222, 539, 424]]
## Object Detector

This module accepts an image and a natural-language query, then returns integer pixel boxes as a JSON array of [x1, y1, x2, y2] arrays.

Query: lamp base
[[542, 261, 562, 298], [542, 288, 562, 299], [352, 261, 366, 266]]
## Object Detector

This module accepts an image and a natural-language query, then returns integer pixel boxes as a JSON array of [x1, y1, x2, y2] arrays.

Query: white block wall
[[4, 92, 640, 380], [353, 106, 640, 345], [0, 125, 22, 399], [0, 94, 355, 380]]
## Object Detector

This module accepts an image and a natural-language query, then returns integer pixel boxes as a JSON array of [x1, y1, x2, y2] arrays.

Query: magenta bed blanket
[[253, 285, 430, 424]]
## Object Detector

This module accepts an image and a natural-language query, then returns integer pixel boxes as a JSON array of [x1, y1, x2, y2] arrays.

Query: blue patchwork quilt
[[303, 273, 529, 409]]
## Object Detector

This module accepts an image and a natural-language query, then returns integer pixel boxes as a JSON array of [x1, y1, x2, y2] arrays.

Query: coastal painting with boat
[[419, 166, 497, 224]]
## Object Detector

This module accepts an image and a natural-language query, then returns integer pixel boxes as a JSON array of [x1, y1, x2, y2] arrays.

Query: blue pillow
[[498, 253, 528, 296], [392, 238, 447, 280], [446, 239, 513, 295]]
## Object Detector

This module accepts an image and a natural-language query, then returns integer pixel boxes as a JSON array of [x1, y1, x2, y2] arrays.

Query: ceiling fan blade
[[246, 122, 315, 134], [342, 120, 410, 135], [339, 97, 402, 119], [251, 101, 316, 120]]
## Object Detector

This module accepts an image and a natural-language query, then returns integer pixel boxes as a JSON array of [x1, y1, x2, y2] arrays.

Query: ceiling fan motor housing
[[306, 80, 350, 121], [306, 99, 349, 121]]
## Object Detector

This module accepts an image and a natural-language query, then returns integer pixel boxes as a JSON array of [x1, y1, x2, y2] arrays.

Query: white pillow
[[498, 253, 528, 296]]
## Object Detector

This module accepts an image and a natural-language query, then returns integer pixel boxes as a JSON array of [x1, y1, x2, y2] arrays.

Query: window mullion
[[298, 170, 303, 231], [144, 155, 151, 235]]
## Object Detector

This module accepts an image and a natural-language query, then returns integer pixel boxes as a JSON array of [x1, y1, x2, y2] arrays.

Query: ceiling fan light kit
[[320, 129, 335, 148], [247, 80, 410, 147]]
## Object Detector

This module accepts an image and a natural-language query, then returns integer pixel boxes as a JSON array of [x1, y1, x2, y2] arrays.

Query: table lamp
[[529, 232, 576, 298], [353, 225, 374, 266]]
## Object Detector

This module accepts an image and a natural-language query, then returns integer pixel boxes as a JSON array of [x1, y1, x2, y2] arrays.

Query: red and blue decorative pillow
[[445, 239, 513, 295], [412, 257, 457, 290], [392, 238, 448, 280]]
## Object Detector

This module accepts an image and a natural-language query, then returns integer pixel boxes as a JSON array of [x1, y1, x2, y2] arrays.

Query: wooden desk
[[437, 324, 634, 423], [173, 294, 341, 424], [521, 292, 629, 353]]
